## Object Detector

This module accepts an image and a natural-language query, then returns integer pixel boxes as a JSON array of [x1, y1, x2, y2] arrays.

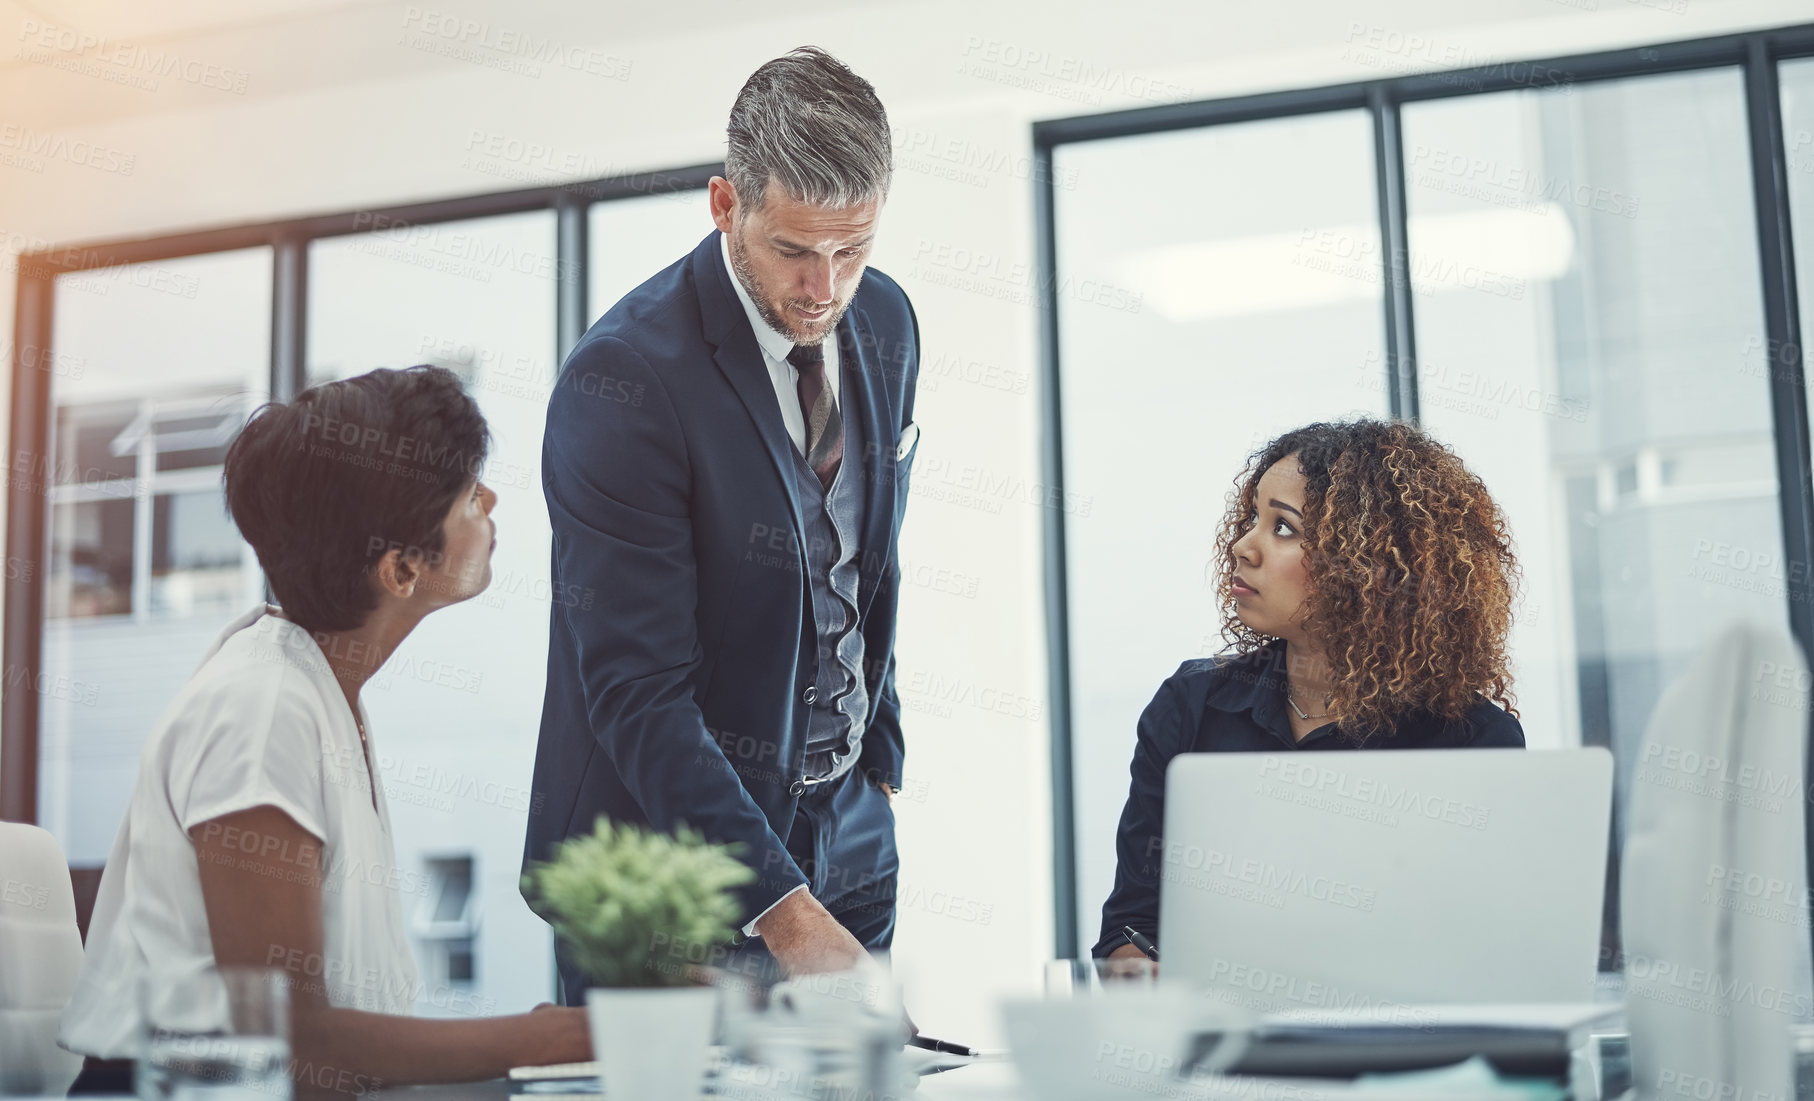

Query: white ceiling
[[6, 0, 1755, 133], [4, 0, 924, 129]]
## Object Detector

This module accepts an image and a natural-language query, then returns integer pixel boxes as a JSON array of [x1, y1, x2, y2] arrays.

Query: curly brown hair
[[1211, 418, 1519, 734]]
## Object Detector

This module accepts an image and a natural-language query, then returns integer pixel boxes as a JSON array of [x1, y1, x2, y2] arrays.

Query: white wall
[[4, 0, 1811, 1044]]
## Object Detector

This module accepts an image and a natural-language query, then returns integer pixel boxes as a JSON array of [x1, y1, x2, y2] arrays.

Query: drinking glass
[[138, 968, 291, 1101], [714, 957, 908, 1100], [1792, 1022, 1814, 1101], [1043, 956, 1159, 998]]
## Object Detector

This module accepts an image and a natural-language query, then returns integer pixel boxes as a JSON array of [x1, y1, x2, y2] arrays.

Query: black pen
[[1121, 925, 1159, 961], [908, 1034, 980, 1058]]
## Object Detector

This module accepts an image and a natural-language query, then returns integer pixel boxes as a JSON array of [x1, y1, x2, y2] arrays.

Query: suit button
[[803, 685, 819, 704], [789, 780, 806, 797]]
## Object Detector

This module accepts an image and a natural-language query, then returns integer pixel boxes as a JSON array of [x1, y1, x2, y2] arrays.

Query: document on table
[[909, 1057, 1565, 1100]]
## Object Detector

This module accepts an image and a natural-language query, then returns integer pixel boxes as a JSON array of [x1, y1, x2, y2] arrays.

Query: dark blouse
[[1090, 638, 1526, 958]]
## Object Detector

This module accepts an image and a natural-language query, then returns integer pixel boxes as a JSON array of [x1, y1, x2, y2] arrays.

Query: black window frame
[[1033, 23, 1814, 960], [1, 164, 720, 824]]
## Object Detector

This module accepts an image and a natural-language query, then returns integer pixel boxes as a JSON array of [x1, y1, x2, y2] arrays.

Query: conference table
[[345, 1058, 1624, 1101], [60, 1004, 1637, 1101], [52, 1066, 1021, 1101], [359, 1062, 1022, 1100], [60, 1054, 1635, 1100]]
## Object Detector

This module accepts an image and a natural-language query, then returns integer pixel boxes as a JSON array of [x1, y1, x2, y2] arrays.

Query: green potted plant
[[522, 817, 753, 1099]]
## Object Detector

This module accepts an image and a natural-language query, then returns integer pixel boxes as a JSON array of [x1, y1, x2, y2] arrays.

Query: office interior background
[[3, 0, 1814, 1045]]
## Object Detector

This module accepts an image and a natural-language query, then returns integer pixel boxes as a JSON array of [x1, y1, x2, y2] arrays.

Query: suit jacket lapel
[[694, 232, 808, 550], [839, 301, 899, 620], [694, 231, 901, 619]]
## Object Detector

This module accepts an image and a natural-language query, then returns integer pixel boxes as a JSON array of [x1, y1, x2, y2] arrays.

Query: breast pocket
[[893, 421, 920, 501]]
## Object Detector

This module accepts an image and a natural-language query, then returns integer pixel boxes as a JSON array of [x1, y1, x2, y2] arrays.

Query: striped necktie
[[788, 342, 843, 489]]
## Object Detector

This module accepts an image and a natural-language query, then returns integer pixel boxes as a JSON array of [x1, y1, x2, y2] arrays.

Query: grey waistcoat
[[791, 366, 868, 782]]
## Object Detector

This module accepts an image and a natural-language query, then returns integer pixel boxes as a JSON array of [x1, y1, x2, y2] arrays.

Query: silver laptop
[[1158, 748, 1612, 1010]]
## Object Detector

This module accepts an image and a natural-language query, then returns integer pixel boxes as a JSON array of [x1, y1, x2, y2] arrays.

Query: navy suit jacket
[[523, 230, 921, 925]]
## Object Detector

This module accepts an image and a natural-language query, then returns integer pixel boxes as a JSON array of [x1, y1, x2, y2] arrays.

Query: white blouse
[[60, 605, 419, 1057]]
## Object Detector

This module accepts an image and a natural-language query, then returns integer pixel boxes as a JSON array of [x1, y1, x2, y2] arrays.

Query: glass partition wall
[[10, 25, 1814, 1013], [1055, 110, 1391, 955], [306, 212, 563, 1016], [1040, 29, 1814, 963], [5, 171, 719, 1020], [1402, 73, 1788, 908], [39, 249, 272, 865]]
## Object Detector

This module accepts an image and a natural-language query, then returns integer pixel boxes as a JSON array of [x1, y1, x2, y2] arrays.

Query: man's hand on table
[[755, 888, 869, 977], [754, 889, 917, 1039]]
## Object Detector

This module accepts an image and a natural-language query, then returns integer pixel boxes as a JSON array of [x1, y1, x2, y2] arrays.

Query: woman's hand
[[525, 1005, 592, 1066], [191, 806, 595, 1088], [1103, 943, 1160, 980]]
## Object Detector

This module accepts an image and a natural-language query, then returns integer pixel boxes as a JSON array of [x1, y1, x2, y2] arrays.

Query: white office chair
[[0, 821, 85, 1097], [1621, 619, 1814, 1101]]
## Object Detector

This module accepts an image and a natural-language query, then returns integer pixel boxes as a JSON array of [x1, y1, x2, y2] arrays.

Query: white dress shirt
[[719, 232, 828, 936], [721, 232, 840, 458]]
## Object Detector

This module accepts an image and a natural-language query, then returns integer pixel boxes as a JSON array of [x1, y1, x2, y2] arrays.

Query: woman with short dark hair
[[1096, 418, 1526, 961], [61, 366, 589, 1093]]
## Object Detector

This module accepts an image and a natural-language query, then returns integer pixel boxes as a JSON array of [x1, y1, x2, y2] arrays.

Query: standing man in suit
[[524, 46, 921, 996]]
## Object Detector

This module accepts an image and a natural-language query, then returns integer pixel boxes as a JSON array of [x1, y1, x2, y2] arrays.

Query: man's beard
[[728, 229, 853, 346]]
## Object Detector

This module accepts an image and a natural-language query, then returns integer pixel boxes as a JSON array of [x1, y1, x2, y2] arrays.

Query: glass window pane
[[588, 190, 716, 323], [427, 856, 474, 924], [1783, 59, 1814, 466], [148, 401, 246, 473], [48, 498, 134, 619], [150, 491, 246, 616], [1054, 111, 1388, 954], [54, 402, 137, 486], [39, 247, 271, 866], [309, 211, 558, 1016], [1404, 67, 1781, 966]]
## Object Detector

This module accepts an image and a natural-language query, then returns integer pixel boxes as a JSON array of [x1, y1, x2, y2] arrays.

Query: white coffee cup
[[1002, 987, 1251, 1101], [768, 963, 896, 1023]]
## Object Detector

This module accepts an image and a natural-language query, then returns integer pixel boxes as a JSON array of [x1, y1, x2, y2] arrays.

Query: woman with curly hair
[[1094, 418, 1525, 962]]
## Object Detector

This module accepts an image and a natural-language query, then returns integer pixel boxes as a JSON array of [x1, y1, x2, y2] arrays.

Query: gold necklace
[[355, 715, 378, 810], [1286, 689, 1332, 721]]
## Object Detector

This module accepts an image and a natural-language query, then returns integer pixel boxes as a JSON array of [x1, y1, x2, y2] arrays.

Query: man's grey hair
[[726, 46, 892, 213]]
